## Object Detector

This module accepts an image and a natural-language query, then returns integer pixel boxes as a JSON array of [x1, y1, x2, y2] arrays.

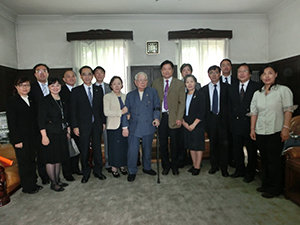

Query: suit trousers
[[158, 113, 180, 170], [102, 128, 110, 168], [36, 134, 49, 181], [256, 132, 284, 195], [79, 122, 103, 177], [127, 134, 153, 174], [232, 133, 257, 178], [208, 114, 228, 172]]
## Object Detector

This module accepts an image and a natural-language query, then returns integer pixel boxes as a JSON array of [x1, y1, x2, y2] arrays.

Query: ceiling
[[0, 0, 287, 15]]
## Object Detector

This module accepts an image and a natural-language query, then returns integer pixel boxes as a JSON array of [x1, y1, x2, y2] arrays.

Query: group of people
[[6, 59, 297, 199]]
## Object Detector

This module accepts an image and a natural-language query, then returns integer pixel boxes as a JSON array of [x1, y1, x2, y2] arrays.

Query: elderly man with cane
[[122, 72, 161, 182]]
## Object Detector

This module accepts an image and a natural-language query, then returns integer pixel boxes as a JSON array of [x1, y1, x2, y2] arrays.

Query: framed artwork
[[146, 41, 159, 55]]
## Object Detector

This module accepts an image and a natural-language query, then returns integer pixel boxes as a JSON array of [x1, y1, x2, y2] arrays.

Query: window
[[176, 38, 229, 86], [72, 40, 129, 92]]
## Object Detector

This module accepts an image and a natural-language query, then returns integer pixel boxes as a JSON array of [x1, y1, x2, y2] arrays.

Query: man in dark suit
[[70, 66, 106, 183], [220, 58, 237, 168], [60, 70, 82, 181], [201, 65, 229, 177], [123, 72, 161, 182], [228, 63, 258, 183], [28, 63, 50, 185], [152, 60, 185, 176], [93, 66, 112, 173]]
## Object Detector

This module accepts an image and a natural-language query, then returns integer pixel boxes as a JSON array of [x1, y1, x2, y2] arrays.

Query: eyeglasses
[[18, 84, 30, 88], [136, 79, 148, 82], [209, 71, 220, 75], [36, 69, 48, 74], [238, 70, 249, 73]]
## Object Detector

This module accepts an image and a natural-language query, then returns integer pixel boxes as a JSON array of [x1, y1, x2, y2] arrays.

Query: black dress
[[107, 96, 128, 167]]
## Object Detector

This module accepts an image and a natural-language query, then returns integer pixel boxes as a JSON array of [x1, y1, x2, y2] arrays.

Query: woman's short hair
[[183, 74, 197, 83], [109, 76, 123, 90], [258, 64, 278, 92], [48, 77, 62, 86], [180, 63, 193, 73], [14, 76, 30, 86]]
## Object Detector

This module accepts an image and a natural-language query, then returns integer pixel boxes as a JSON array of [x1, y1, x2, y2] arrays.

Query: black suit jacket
[[220, 75, 238, 85], [228, 80, 259, 136], [201, 82, 229, 134], [38, 94, 68, 134], [6, 94, 36, 145], [70, 84, 105, 134], [184, 90, 206, 128]]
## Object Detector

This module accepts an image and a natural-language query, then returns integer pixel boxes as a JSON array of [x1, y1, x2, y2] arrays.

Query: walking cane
[[156, 127, 161, 184]]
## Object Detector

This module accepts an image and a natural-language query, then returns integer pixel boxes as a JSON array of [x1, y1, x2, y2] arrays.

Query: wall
[[16, 14, 269, 69], [268, 0, 300, 62], [0, 6, 18, 68]]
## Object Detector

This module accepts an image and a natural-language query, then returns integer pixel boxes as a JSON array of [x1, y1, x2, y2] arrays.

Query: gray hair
[[134, 71, 148, 81]]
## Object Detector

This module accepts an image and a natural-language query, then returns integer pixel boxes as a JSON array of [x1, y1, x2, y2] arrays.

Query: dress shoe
[[261, 192, 275, 198], [81, 176, 89, 183], [42, 179, 50, 185], [192, 169, 200, 176], [36, 185, 43, 190], [73, 171, 83, 175], [94, 173, 106, 180], [143, 169, 157, 176], [50, 183, 64, 192], [222, 171, 229, 177], [188, 166, 194, 173], [208, 168, 219, 174], [120, 167, 128, 175], [22, 189, 39, 194], [65, 175, 75, 181], [256, 187, 266, 192], [112, 171, 120, 178], [58, 182, 69, 187], [172, 168, 179, 175], [230, 173, 245, 178], [162, 169, 170, 175], [127, 174, 136, 182], [105, 167, 112, 173], [243, 177, 254, 183]]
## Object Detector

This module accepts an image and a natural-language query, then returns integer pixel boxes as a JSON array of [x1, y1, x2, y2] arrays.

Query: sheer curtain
[[72, 40, 129, 92], [176, 39, 229, 86]]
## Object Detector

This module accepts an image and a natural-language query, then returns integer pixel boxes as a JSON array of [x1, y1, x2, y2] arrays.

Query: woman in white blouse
[[249, 65, 297, 198]]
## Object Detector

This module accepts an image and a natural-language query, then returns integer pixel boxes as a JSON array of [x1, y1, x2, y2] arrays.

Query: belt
[[162, 112, 169, 115]]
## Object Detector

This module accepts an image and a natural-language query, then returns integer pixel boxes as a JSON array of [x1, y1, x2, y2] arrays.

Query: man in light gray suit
[[123, 72, 161, 182], [94, 66, 112, 172]]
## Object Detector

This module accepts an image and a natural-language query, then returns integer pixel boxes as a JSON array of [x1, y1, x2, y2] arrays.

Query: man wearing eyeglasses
[[228, 63, 258, 183], [201, 65, 230, 177], [29, 63, 50, 185]]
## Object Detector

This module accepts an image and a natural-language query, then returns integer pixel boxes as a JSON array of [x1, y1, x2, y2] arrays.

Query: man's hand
[[122, 128, 129, 137], [152, 119, 160, 127], [15, 142, 23, 148]]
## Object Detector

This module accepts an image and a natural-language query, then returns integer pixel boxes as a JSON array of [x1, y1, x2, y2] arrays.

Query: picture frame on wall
[[146, 41, 159, 55]]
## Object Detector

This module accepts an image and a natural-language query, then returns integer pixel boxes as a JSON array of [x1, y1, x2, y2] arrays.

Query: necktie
[[100, 84, 104, 95], [87, 87, 93, 106], [225, 77, 228, 84], [240, 84, 245, 102], [212, 84, 218, 114], [42, 83, 48, 96], [164, 80, 169, 110]]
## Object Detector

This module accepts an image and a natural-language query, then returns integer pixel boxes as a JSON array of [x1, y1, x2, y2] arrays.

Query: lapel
[[48, 95, 61, 111], [17, 94, 30, 109], [80, 84, 92, 108], [168, 77, 175, 93], [187, 90, 197, 115]]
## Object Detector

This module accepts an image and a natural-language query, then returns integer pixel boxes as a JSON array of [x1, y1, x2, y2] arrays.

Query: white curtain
[[72, 39, 129, 92], [176, 39, 229, 86]]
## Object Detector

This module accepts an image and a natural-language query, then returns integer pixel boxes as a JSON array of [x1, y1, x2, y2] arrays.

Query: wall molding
[[0, 3, 17, 22]]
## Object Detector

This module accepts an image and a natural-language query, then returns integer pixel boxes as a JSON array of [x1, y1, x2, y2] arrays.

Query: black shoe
[[22, 189, 39, 194], [120, 167, 128, 175], [143, 169, 157, 176], [127, 174, 136, 182], [58, 182, 69, 187], [94, 173, 106, 180], [188, 166, 194, 173], [73, 171, 83, 175], [65, 175, 75, 181], [222, 171, 229, 177], [243, 177, 254, 183], [112, 171, 120, 178], [42, 179, 50, 185], [50, 183, 64, 192], [36, 185, 43, 190], [81, 176, 89, 183], [192, 169, 200, 176], [105, 167, 112, 173], [208, 168, 219, 174], [172, 168, 179, 175], [256, 187, 266, 192], [261, 192, 275, 198], [230, 173, 245, 178], [162, 169, 170, 175]]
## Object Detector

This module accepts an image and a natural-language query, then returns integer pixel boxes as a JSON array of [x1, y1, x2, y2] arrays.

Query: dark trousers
[[158, 113, 181, 170], [14, 143, 37, 192], [79, 122, 103, 177], [232, 133, 257, 179], [207, 114, 228, 172], [256, 132, 284, 196]]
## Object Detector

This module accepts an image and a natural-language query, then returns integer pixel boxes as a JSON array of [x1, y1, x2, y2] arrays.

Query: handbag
[[68, 138, 80, 157]]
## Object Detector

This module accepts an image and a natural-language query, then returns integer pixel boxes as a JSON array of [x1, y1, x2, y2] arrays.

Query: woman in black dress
[[103, 76, 128, 178], [38, 77, 69, 192], [182, 75, 206, 175], [6, 76, 42, 194]]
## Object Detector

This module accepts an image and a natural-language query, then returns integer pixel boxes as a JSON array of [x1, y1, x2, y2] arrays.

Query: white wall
[[0, 7, 18, 68], [16, 14, 268, 69], [268, 0, 300, 62]]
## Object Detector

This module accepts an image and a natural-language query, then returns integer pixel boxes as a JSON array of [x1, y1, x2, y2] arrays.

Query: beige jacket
[[103, 92, 126, 130]]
